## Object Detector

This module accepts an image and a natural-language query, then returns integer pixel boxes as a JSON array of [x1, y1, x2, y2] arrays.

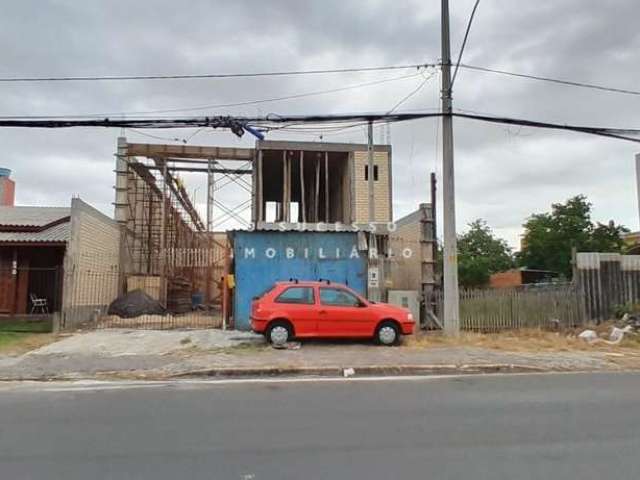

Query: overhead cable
[[451, 0, 480, 88], [2, 112, 640, 144], [0, 71, 425, 119], [459, 64, 640, 96], [0, 63, 435, 83]]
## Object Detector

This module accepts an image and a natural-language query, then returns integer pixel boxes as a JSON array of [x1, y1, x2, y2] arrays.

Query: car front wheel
[[376, 321, 400, 346], [267, 321, 292, 345]]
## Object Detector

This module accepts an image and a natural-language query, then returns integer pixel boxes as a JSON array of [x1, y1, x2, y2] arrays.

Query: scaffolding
[[114, 139, 254, 314]]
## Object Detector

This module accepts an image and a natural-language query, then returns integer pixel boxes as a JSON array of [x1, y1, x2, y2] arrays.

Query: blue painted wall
[[232, 231, 367, 330]]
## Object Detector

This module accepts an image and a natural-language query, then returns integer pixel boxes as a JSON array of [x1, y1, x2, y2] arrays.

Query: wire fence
[[58, 268, 223, 331], [434, 283, 586, 332]]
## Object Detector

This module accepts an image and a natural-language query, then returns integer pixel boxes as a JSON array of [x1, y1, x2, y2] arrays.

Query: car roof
[[275, 280, 347, 288]]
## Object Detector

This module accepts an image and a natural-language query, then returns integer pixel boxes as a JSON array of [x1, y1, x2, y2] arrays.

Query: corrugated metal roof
[[236, 222, 393, 234], [0, 221, 69, 243], [0, 206, 70, 227]]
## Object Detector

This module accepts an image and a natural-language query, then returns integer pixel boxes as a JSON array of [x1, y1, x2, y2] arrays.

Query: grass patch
[[0, 331, 55, 355], [0, 320, 52, 333], [0, 320, 57, 355]]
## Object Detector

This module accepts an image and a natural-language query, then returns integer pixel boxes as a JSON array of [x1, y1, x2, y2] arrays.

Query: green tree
[[518, 195, 628, 278], [457, 219, 514, 288]]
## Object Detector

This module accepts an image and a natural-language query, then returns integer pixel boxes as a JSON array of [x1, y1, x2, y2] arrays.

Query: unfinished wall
[[353, 150, 392, 223], [387, 203, 436, 325], [61, 198, 120, 328], [254, 141, 392, 226], [388, 220, 422, 290]]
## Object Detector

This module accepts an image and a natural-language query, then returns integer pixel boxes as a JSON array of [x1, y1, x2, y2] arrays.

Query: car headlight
[[407, 313, 413, 321]]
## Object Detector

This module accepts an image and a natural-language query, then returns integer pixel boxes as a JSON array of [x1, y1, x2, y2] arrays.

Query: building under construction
[[113, 137, 436, 327]]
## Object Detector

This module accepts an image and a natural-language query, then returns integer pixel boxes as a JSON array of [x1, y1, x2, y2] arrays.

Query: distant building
[[622, 231, 640, 254], [489, 268, 557, 289]]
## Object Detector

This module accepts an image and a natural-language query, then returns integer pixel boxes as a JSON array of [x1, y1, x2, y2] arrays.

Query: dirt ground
[[2, 323, 639, 381], [407, 323, 640, 352]]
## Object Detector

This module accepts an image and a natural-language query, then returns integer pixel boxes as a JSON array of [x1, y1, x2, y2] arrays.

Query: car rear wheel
[[376, 321, 400, 346], [267, 321, 292, 345]]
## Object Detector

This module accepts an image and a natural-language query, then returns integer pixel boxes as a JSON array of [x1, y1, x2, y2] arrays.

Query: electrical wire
[[2, 112, 640, 144], [0, 71, 425, 119], [451, 0, 481, 88], [0, 63, 435, 83], [458, 64, 640, 97], [126, 128, 187, 143], [386, 70, 436, 114]]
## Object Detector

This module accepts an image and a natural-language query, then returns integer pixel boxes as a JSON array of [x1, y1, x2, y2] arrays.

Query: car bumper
[[251, 317, 267, 333], [401, 322, 415, 335]]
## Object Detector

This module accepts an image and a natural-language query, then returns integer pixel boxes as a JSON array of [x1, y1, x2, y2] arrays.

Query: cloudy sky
[[1, 0, 639, 248]]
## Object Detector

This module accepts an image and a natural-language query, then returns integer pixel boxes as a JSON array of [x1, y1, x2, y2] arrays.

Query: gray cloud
[[1, 0, 639, 246]]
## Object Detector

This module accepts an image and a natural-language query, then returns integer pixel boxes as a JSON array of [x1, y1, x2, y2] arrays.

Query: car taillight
[[252, 301, 262, 314]]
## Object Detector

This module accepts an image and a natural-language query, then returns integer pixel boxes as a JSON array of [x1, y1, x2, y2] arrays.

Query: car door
[[272, 286, 319, 336], [317, 286, 373, 337]]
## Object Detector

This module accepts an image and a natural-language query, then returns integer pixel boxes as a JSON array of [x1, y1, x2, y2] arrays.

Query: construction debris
[[107, 289, 166, 318], [271, 341, 302, 350], [578, 330, 599, 344], [167, 277, 193, 314], [578, 325, 636, 345]]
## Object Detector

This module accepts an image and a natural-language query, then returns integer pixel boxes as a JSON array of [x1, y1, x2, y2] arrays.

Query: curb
[[169, 363, 551, 379], [0, 363, 553, 382]]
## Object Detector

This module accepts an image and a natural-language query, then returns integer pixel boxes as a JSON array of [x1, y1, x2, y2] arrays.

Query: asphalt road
[[1, 372, 639, 480]]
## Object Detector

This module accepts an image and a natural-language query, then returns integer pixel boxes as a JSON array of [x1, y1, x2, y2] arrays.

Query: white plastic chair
[[30, 293, 48, 314]]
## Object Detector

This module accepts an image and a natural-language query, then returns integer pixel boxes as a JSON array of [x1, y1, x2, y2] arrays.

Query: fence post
[[52, 312, 61, 333]]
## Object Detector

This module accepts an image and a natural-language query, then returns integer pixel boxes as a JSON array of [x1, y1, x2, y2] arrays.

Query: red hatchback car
[[251, 280, 415, 346]]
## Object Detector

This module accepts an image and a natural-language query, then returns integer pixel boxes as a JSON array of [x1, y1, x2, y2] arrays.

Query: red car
[[251, 280, 415, 346]]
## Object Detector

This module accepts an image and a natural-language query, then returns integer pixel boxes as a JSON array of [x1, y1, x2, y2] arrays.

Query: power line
[[459, 64, 640, 97], [386, 71, 436, 114], [0, 62, 435, 83], [451, 0, 480, 88], [0, 71, 425, 119], [2, 111, 640, 145]]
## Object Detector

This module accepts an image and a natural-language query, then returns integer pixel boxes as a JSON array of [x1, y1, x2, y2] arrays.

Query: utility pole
[[367, 120, 380, 302], [441, 0, 460, 335], [636, 153, 640, 229], [367, 120, 375, 222]]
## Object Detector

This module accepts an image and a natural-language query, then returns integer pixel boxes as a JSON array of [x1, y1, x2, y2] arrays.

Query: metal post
[[160, 160, 168, 307], [367, 120, 375, 222], [299, 151, 306, 223], [324, 152, 329, 222], [441, 0, 460, 336], [222, 245, 230, 330], [207, 158, 215, 232]]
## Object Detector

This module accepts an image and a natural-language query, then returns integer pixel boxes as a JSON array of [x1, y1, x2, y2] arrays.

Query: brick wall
[[0, 176, 15, 206], [353, 150, 391, 223], [489, 270, 523, 289], [62, 199, 120, 318]]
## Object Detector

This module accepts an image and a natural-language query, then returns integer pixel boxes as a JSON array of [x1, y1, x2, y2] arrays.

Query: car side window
[[319, 287, 361, 307], [274, 286, 315, 305]]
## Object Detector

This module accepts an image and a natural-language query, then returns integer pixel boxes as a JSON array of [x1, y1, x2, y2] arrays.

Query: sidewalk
[[1, 329, 639, 381]]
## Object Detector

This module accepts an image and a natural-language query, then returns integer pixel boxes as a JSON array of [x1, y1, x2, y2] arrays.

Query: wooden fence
[[575, 252, 640, 323], [435, 284, 585, 332]]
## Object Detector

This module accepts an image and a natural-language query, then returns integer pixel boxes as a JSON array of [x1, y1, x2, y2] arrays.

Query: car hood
[[369, 302, 411, 316]]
